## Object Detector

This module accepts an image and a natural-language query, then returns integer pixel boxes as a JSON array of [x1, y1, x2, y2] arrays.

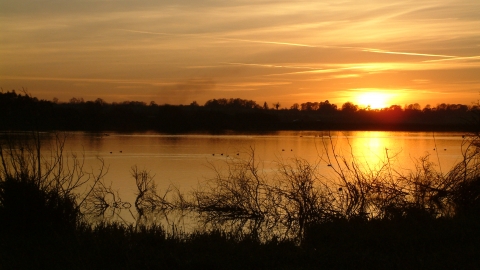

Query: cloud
[[0, 75, 172, 86], [158, 79, 215, 93], [155, 79, 216, 104], [217, 81, 291, 90]]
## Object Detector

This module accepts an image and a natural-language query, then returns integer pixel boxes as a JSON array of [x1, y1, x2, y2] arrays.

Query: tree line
[[1, 90, 479, 132]]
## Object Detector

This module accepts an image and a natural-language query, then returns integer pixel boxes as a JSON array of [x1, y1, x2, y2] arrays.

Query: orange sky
[[1, 0, 480, 108]]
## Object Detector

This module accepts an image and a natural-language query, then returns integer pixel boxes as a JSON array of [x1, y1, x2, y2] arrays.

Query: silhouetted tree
[[204, 98, 260, 109], [69, 97, 84, 104], [437, 103, 448, 111], [94, 98, 106, 106], [388, 105, 403, 112], [405, 103, 421, 111], [190, 101, 199, 107], [263, 102, 269, 110], [0, 91, 477, 132], [423, 104, 432, 112], [341, 102, 358, 113], [318, 100, 337, 113], [300, 102, 319, 111]]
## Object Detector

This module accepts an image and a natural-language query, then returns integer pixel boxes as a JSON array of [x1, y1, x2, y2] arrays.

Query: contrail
[[423, 55, 480, 63], [264, 66, 365, 76], [362, 48, 456, 58], [218, 37, 315, 48], [119, 28, 473, 62], [223, 62, 318, 69], [118, 28, 316, 48], [119, 29, 177, 37]]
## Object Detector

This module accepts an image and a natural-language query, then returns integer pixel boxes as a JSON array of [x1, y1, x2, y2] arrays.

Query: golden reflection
[[350, 132, 391, 165]]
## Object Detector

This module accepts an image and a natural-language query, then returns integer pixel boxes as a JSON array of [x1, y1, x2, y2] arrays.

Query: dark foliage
[[0, 176, 80, 233], [453, 176, 480, 218], [1, 90, 478, 132]]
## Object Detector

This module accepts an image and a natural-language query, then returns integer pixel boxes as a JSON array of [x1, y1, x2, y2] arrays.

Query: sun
[[356, 91, 391, 109]]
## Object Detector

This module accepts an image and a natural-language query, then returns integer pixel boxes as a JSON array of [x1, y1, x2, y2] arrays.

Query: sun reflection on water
[[324, 131, 407, 174]]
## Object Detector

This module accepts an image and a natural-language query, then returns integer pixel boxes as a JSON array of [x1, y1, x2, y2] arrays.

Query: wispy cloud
[[307, 74, 362, 82], [0, 75, 179, 86]]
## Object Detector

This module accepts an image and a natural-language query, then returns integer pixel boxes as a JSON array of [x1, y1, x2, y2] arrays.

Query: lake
[[46, 130, 469, 200]]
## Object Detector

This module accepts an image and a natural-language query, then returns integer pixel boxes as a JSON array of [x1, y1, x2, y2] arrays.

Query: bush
[[0, 176, 79, 233]]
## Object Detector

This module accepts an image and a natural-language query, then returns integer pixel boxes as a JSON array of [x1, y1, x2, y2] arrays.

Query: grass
[[1, 132, 480, 269]]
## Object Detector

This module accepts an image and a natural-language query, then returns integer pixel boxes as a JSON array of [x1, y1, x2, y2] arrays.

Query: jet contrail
[[223, 62, 318, 69], [264, 66, 365, 76], [423, 55, 480, 63], [119, 28, 474, 62], [118, 28, 316, 48], [362, 48, 456, 58], [218, 37, 315, 48]]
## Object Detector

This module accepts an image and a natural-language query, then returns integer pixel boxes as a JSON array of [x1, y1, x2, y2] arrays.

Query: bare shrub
[[0, 132, 108, 216], [131, 166, 174, 225], [0, 132, 185, 229], [320, 133, 480, 222], [191, 150, 339, 240], [0, 132, 108, 230], [274, 158, 337, 237], [5, 130, 480, 244], [83, 180, 131, 223], [191, 150, 274, 237]]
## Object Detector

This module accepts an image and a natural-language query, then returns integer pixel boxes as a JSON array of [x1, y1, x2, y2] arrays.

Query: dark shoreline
[[1, 91, 478, 133], [1, 121, 475, 134]]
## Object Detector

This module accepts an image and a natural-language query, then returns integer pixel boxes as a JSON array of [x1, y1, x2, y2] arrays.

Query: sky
[[1, 0, 480, 109]]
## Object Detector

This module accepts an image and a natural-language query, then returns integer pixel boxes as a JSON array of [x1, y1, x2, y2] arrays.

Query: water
[[48, 130, 468, 197], [4, 130, 471, 228]]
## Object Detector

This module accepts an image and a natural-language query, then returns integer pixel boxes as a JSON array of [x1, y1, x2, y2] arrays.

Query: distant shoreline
[[1, 91, 478, 133]]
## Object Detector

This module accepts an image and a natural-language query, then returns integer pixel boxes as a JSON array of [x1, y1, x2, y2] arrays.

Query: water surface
[[53, 131, 468, 198]]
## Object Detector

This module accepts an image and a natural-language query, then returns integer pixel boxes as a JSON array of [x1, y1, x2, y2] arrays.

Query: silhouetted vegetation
[[2, 130, 480, 269], [1, 90, 479, 132], [3, 89, 480, 268]]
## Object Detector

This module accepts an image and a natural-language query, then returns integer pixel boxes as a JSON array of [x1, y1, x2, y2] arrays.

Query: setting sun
[[356, 91, 392, 109]]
